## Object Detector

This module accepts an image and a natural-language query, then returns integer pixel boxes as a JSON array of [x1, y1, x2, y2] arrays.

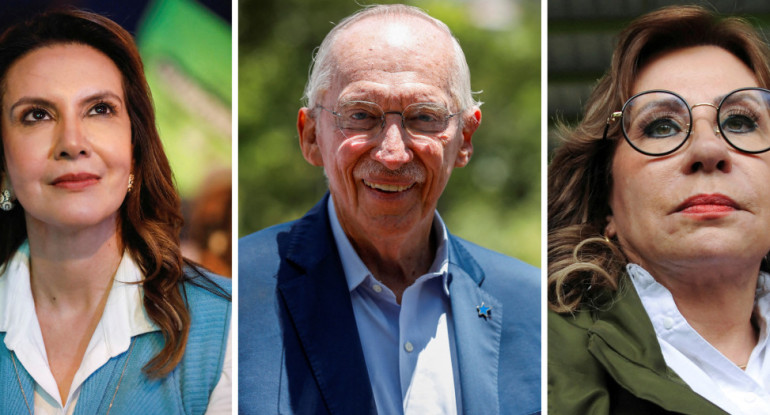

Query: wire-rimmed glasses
[[603, 87, 770, 156], [317, 100, 460, 138]]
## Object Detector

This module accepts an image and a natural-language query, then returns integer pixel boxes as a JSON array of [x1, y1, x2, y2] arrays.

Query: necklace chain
[[108, 339, 135, 413], [11, 338, 135, 415], [10, 351, 32, 415]]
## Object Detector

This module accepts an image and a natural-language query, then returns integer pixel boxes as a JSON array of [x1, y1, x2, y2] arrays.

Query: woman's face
[[1, 43, 132, 233], [606, 45, 770, 277]]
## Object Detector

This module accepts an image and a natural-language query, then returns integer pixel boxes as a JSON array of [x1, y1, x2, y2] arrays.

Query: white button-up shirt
[[629, 263, 770, 414], [328, 197, 461, 415], [0, 245, 231, 414]]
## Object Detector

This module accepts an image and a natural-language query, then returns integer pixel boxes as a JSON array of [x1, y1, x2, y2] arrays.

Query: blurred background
[[1, 0, 233, 276], [239, 0, 541, 266], [548, 0, 770, 156]]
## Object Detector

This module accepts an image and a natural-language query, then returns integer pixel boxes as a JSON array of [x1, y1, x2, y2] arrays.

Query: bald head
[[303, 4, 477, 111], [325, 16, 456, 109]]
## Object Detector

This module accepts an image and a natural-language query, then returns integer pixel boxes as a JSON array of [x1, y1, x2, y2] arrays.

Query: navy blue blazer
[[239, 194, 540, 414]]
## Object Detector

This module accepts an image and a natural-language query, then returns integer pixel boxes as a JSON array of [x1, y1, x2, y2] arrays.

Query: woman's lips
[[675, 193, 740, 214], [51, 173, 100, 189]]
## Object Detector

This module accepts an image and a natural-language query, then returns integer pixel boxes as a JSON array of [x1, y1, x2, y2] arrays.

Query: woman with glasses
[[0, 10, 231, 413], [548, 6, 770, 414]]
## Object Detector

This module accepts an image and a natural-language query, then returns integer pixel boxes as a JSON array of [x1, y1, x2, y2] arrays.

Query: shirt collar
[[0, 243, 40, 352], [627, 263, 770, 412], [101, 248, 159, 345], [0, 241, 158, 348], [327, 196, 451, 296], [0, 242, 158, 406], [627, 262, 770, 351]]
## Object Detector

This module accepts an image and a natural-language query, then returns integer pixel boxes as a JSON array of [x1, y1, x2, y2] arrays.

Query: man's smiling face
[[300, 15, 479, 241]]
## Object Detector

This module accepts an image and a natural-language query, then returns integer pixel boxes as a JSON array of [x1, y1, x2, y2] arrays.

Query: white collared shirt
[[629, 263, 770, 414], [0, 245, 231, 414], [328, 197, 461, 415]]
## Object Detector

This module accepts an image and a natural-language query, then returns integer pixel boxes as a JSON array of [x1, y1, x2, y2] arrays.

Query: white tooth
[[364, 180, 411, 192]]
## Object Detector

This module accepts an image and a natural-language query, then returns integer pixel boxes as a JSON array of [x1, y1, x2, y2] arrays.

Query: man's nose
[[373, 115, 412, 169]]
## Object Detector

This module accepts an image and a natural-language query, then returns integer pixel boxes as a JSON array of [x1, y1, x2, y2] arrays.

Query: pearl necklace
[[11, 338, 136, 415]]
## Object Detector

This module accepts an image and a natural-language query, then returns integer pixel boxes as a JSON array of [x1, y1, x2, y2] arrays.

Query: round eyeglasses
[[317, 100, 460, 139], [603, 87, 770, 156]]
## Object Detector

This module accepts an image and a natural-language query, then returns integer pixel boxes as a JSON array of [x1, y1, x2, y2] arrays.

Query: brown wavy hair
[[0, 10, 227, 376], [548, 5, 770, 313]]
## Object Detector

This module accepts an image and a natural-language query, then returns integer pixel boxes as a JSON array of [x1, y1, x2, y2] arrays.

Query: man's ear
[[455, 107, 480, 168], [298, 107, 323, 167]]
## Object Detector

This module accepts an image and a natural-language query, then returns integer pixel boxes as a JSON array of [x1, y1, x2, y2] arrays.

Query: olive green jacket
[[548, 280, 728, 414]]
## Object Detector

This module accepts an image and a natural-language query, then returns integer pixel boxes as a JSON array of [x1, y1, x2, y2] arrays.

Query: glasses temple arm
[[602, 111, 622, 140]]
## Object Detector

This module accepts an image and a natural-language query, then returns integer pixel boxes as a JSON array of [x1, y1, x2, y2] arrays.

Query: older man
[[239, 4, 540, 414]]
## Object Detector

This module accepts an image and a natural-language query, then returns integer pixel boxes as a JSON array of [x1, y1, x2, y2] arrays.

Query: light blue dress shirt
[[328, 197, 462, 414]]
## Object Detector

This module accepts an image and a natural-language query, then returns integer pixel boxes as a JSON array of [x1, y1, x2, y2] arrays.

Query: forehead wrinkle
[[338, 81, 449, 109], [326, 15, 455, 104]]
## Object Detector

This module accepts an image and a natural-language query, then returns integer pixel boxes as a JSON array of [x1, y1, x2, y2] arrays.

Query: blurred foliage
[[138, 0, 232, 198], [238, 0, 541, 266]]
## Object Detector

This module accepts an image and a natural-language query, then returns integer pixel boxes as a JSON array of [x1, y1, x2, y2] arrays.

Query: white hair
[[302, 4, 480, 111]]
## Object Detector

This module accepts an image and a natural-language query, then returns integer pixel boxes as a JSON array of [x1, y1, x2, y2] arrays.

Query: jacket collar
[[586, 279, 728, 414], [277, 194, 375, 414], [446, 239, 503, 414], [278, 193, 505, 414]]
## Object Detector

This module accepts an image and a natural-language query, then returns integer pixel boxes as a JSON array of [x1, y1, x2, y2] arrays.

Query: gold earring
[[127, 174, 134, 193]]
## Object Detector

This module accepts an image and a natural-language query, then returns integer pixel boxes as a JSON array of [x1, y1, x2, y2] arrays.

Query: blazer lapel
[[277, 195, 375, 414], [448, 238, 502, 415]]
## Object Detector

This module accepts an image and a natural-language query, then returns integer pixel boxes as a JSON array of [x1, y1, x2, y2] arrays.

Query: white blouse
[[628, 263, 770, 414], [0, 247, 231, 414]]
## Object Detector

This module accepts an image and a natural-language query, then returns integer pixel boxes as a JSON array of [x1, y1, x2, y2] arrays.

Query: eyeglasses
[[603, 87, 770, 156], [317, 101, 460, 138]]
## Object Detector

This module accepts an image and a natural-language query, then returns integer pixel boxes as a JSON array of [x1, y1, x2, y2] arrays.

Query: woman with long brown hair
[[0, 10, 230, 414], [549, 6, 770, 414]]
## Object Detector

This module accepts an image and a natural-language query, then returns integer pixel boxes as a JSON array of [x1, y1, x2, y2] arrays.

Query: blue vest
[[0, 274, 231, 415]]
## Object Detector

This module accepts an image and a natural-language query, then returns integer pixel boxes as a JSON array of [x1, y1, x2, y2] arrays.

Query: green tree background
[[239, 0, 540, 266]]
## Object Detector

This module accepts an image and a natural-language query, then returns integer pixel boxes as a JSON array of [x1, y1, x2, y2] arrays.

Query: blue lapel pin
[[477, 302, 491, 319]]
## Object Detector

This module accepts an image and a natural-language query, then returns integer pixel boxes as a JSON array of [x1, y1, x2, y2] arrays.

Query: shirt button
[[372, 284, 383, 293], [662, 317, 674, 330], [404, 342, 414, 353]]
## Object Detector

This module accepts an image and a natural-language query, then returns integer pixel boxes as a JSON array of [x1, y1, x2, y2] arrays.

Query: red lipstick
[[51, 173, 99, 190], [675, 193, 739, 216]]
